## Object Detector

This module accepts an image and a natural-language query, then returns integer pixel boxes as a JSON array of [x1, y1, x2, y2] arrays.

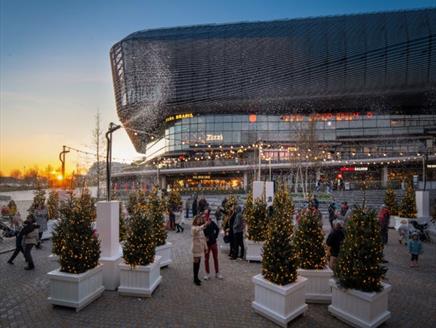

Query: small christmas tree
[[123, 205, 156, 267], [245, 192, 268, 241], [399, 180, 416, 218], [58, 192, 101, 274], [28, 184, 46, 214], [335, 206, 387, 292], [293, 206, 327, 269], [148, 188, 167, 247], [78, 188, 96, 221], [384, 186, 398, 216], [119, 203, 128, 242], [127, 189, 147, 215], [52, 191, 74, 256], [167, 190, 182, 211], [262, 185, 298, 285], [47, 190, 60, 220]]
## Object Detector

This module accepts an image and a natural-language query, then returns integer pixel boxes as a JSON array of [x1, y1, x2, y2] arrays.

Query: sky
[[1, 0, 435, 176]]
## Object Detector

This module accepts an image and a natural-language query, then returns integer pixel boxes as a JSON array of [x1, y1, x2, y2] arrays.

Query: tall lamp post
[[106, 122, 121, 201], [59, 145, 70, 186]]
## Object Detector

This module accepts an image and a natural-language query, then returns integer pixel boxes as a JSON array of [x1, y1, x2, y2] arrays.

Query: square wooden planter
[[118, 256, 162, 297], [297, 267, 333, 303], [245, 239, 263, 262], [155, 242, 173, 267], [47, 264, 104, 312], [328, 279, 392, 328], [252, 274, 308, 327]]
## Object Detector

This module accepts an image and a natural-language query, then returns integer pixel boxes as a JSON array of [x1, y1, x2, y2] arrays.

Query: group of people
[[6, 203, 48, 270]]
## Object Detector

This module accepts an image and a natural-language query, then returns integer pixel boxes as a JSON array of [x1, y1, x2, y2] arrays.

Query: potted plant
[[329, 206, 391, 328], [294, 206, 332, 303], [244, 192, 267, 262], [150, 188, 173, 267], [47, 190, 103, 312], [252, 185, 307, 327], [118, 205, 161, 297]]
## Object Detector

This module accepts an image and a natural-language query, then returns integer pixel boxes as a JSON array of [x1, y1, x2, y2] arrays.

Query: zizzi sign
[[206, 134, 223, 141], [165, 113, 193, 122]]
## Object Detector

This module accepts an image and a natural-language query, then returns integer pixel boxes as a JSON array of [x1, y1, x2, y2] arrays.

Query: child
[[175, 210, 184, 233], [397, 219, 410, 245], [408, 232, 423, 268]]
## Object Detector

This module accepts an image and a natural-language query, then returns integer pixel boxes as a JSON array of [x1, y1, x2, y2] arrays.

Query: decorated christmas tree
[[123, 205, 156, 267], [127, 189, 147, 215], [57, 192, 101, 274], [52, 191, 74, 256], [119, 203, 128, 242], [47, 190, 60, 220], [167, 190, 182, 211], [78, 188, 96, 221], [28, 184, 46, 214], [293, 206, 327, 269], [384, 186, 398, 216], [262, 185, 298, 285], [399, 180, 416, 218], [335, 206, 387, 292], [148, 188, 167, 247], [245, 192, 268, 241]]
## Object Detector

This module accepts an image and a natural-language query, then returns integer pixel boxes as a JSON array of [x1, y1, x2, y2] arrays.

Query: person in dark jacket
[[203, 210, 223, 280], [232, 206, 245, 260], [224, 205, 236, 258], [198, 198, 209, 213], [326, 220, 345, 270], [328, 202, 337, 230], [7, 223, 25, 265], [192, 194, 198, 217]]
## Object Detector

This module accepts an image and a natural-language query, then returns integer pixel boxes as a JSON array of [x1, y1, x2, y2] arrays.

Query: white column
[[96, 201, 122, 290], [243, 172, 248, 191], [382, 166, 388, 188], [415, 190, 430, 219]]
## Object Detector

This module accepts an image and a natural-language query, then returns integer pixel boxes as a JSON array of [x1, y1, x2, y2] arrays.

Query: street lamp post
[[106, 122, 121, 201], [59, 145, 70, 185]]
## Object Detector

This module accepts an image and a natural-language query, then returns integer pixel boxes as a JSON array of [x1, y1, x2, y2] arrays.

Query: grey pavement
[[1, 225, 435, 328]]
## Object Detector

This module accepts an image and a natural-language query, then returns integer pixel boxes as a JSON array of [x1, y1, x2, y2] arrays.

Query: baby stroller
[[0, 221, 18, 240], [410, 220, 431, 242]]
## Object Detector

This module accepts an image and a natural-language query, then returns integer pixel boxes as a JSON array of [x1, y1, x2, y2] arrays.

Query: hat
[[400, 219, 408, 224]]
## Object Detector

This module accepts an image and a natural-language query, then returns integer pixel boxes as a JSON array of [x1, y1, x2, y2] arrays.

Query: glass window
[[232, 131, 241, 143], [232, 122, 241, 130], [241, 122, 249, 130], [269, 122, 279, 130], [363, 119, 377, 128], [377, 120, 389, 128]]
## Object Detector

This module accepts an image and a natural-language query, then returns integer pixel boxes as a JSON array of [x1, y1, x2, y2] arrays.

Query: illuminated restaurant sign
[[165, 113, 193, 122], [193, 175, 211, 180], [281, 112, 374, 122], [340, 167, 368, 172], [206, 134, 223, 141]]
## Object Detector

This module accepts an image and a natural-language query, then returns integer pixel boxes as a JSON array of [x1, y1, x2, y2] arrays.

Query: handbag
[[223, 234, 230, 244]]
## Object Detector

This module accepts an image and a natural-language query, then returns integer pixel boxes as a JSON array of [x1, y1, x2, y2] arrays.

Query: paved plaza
[[1, 226, 435, 328]]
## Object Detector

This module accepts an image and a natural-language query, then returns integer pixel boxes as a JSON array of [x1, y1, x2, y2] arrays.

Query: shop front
[[167, 173, 244, 193]]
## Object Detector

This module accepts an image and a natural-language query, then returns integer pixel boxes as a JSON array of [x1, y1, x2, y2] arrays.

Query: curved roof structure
[[110, 8, 436, 152]]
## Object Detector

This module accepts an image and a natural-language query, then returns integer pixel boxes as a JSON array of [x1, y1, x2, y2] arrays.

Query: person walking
[[192, 194, 198, 218], [34, 203, 48, 249], [203, 212, 223, 280], [185, 197, 191, 218], [232, 206, 245, 260], [224, 205, 236, 258], [175, 209, 184, 233], [328, 201, 337, 230], [7, 221, 24, 265], [408, 232, 423, 268], [378, 204, 390, 245], [22, 215, 39, 270], [326, 220, 345, 270], [191, 213, 209, 286]]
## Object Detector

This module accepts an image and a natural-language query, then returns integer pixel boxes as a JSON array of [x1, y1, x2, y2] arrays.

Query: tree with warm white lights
[[47, 190, 60, 220], [262, 185, 298, 285], [335, 206, 387, 292], [127, 189, 147, 215], [148, 188, 167, 247], [57, 191, 100, 274], [399, 180, 416, 218], [123, 205, 155, 267], [245, 192, 268, 242], [293, 206, 327, 269], [384, 186, 398, 216]]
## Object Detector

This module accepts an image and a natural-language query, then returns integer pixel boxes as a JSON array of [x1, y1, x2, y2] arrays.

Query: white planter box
[[297, 267, 333, 303], [118, 256, 162, 297], [328, 279, 392, 328], [155, 242, 173, 267], [245, 239, 263, 262], [252, 274, 308, 327], [47, 264, 104, 312]]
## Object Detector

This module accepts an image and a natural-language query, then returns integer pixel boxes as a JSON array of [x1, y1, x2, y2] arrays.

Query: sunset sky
[[1, 0, 434, 176]]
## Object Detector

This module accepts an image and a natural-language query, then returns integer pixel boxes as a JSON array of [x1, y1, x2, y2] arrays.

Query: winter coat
[[22, 222, 39, 245], [204, 220, 219, 246], [233, 210, 244, 234], [191, 225, 208, 257], [378, 208, 390, 229], [408, 239, 423, 255], [326, 228, 345, 257]]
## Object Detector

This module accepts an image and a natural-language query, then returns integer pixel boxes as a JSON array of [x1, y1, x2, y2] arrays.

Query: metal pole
[[258, 142, 262, 181], [269, 158, 272, 181], [59, 145, 70, 185], [105, 123, 121, 201], [423, 153, 427, 191]]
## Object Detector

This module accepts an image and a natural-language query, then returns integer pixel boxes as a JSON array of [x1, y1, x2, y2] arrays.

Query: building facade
[[110, 8, 436, 193]]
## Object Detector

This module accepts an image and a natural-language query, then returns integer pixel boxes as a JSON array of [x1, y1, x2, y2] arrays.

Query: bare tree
[[10, 169, 22, 179], [93, 110, 104, 199]]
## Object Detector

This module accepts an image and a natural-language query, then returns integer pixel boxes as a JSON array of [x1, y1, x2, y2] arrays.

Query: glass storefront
[[167, 174, 243, 193]]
